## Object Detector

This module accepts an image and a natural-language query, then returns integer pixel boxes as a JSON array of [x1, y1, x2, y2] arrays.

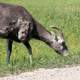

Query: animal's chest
[[7, 31, 21, 42]]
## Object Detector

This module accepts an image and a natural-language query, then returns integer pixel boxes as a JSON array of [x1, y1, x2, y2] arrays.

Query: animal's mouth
[[61, 50, 69, 56], [20, 36, 27, 41], [55, 50, 69, 56]]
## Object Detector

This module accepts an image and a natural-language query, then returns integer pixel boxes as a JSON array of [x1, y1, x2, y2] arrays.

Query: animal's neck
[[32, 20, 53, 44]]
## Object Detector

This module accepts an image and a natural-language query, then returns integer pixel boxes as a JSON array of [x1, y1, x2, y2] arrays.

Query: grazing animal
[[0, 3, 68, 64]]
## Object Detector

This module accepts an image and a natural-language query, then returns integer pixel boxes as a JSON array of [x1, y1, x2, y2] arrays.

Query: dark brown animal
[[0, 3, 68, 64]]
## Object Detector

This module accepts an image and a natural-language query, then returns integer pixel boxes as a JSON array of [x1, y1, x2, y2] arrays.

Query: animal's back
[[0, 3, 32, 29], [0, 3, 29, 17]]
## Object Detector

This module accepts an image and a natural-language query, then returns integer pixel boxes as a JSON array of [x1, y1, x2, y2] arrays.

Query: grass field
[[0, 0, 80, 75]]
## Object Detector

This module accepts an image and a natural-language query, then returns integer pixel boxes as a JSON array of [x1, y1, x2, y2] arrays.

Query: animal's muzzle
[[61, 50, 69, 56]]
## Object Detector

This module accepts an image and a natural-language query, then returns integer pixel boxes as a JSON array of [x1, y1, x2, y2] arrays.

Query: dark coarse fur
[[0, 3, 68, 64]]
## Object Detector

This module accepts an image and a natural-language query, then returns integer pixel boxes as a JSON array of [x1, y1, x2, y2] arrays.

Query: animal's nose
[[62, 50, 69, 56], [20, 35, 27, 41]]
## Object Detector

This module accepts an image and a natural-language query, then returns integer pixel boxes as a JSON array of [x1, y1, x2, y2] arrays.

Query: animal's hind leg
[[23, 42, 32, 65], [6, 39, 13, 64]]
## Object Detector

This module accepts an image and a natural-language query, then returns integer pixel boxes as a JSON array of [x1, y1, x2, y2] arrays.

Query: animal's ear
[[50, 31, 55, 36], [50, 26, 64, 38], [17, 17, 23, 24], [9, 19, 17, 25], [15, 17, 23, 27]]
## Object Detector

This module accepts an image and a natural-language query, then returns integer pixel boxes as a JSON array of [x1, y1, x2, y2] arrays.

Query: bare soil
[[0, 66, 80, 80]]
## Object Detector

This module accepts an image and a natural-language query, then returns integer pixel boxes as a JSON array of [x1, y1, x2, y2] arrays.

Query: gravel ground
[[0, 66, 80, 80]]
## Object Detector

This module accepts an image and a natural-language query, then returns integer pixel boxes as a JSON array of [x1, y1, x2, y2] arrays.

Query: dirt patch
[[0, 66, 80, 80]]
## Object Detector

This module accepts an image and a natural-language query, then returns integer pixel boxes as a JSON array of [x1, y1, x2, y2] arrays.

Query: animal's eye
[[22, 31, 25, 34], [62, 42, 65, 45], [25, 29, 28, 32]]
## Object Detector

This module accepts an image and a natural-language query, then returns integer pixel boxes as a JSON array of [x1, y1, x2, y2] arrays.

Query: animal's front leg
[[6, 39, 13, 64], [23, 42, 32, 65]]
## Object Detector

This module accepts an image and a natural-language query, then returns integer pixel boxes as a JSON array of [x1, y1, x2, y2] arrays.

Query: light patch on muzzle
[[62, 50, 69, 56], [18, 29, 27, 41], [57, 36, 64, 43]]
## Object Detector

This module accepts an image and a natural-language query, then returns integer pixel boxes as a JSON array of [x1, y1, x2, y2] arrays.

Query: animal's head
[[17, 17, 32, 41], [49, 27, 68, 56]]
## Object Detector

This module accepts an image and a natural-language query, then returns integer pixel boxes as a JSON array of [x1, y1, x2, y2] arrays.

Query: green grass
[[0, 0, 80, 75]]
